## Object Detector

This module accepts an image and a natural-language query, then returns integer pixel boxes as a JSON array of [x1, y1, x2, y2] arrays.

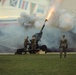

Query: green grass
[[0, 54, 76, 75]]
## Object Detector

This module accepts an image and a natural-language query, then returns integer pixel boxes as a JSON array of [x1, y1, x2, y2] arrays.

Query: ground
[[0, 54, 76, 75]]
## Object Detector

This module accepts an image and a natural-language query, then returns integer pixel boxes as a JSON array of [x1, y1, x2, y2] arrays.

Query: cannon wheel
[[39, 45, 47, 53], [15, 48, 24, 54]]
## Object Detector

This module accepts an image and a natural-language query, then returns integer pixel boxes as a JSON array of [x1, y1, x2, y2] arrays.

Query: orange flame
[[58, 0, 62, 3], [46, 6, 55, 20], [46, 0, 63, 20]]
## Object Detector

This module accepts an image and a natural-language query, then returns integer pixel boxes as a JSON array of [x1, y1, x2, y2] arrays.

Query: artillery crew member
[[59, 35, 68, 58], [31, 36, 36, 50], [24, 36, 29, 51]]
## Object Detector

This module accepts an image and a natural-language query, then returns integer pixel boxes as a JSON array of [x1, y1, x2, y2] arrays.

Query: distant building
[[0, 0, 76, 19], [0, 0, 50, 19]]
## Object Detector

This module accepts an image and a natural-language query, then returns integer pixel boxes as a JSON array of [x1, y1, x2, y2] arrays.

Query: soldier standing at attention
[[24, 36, 29, 51], [59, 35, 68, 58]]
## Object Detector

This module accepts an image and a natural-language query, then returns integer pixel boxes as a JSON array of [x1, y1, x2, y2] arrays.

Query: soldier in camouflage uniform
[[24, 36, 29, 52], [59, 35, 68, 58], [31, 36, 37, 50]]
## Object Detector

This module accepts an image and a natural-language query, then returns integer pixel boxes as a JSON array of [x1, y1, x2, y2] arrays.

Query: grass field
[[0, 54, 76, 75]]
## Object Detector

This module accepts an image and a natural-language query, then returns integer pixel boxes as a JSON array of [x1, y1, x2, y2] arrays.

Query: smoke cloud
[[0, 0, 76, 53], [18, 12, 37, 27]]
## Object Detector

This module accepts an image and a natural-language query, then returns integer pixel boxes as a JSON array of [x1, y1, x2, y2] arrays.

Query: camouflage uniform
[[31, 36, 36, 50], [59, 35, 68, 58], [24, 37, 29, 51]]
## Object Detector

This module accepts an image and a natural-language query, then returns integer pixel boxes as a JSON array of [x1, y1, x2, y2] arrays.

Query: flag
[[22, 0, 25, 9], [18, 0, 22, 8], [2, 0, 6, 5], [19, 0, 28, 10], [30, 2, 36, 14], [9, 0, 18, 7], [24, 1, 28, 10], [37, 4, 46, 14]]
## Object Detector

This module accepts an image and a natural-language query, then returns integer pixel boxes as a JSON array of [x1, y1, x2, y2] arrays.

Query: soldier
[[31, 36, 37, 50], [24, 36, 29, 52], [59, 35, 68, 58]]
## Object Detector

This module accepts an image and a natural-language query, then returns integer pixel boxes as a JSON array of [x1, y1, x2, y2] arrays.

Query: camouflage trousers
[[60, 48, 67, 58], [31, 45, 36, 50], [24, 45, 29, 51]]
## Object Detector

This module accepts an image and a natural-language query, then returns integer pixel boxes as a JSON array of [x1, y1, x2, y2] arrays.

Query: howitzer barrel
[[40, 19, 48, 32], [40, 24, 45, 32]]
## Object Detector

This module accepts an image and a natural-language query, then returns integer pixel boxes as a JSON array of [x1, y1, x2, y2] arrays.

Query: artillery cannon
[[15, 19, 48, 54], [33, 19, 48, 47], [28, 19, 48, 54]]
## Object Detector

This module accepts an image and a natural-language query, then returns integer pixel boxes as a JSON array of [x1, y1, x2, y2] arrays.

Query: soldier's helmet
[[27, 36, 29, 38], [63, 35, 65, 38]]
